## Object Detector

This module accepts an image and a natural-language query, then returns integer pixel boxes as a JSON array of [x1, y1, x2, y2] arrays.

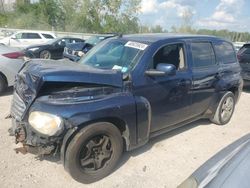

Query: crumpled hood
[[17, 59, 123, 99]]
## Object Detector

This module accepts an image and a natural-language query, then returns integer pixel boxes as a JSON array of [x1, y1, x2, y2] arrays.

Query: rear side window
[[214, 42, 237, 64], [42, 33, 54, 39], [22, 33, 41, 39], [191, 42, 216, 68]]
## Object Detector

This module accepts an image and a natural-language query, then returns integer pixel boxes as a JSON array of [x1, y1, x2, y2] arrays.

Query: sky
[[139, 0, 250, 32]]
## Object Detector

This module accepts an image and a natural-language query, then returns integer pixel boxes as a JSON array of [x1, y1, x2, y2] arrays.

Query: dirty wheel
[[65, 122, 123, 184], [40, 50, 51, 59], [0, 74, 7, 94], [210, 91, 235, 125]]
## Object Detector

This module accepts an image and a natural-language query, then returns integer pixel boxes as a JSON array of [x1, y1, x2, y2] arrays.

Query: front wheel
[[64, 122, 123, 184], [40, 50, 51, 59], [210, 91, 235, 125]]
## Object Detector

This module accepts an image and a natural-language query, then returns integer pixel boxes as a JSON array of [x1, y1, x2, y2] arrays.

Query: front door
[[133, 42, 192, 132], [51, 39, 68, 59]]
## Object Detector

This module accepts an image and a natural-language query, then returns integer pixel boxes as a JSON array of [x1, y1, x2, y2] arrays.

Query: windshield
[[85, 36, 106, 45], [79, 39, 147, 73], [46, 38, 60, 45]]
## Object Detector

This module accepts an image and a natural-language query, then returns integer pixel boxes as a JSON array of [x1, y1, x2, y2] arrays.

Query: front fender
[[29, 92, 138, 153]]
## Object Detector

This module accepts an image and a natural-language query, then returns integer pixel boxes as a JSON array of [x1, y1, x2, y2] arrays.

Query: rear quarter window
[[191, 42, 216, 68], [42, 33, 54, 39], [214, 42, 237, 64]]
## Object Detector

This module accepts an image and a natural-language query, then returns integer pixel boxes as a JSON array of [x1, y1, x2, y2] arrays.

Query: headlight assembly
[[28, 111, 63, 136], [28, 47, 39, 51]]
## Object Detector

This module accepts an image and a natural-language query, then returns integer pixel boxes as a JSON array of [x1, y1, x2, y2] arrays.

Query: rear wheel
[[0, 75, 7, 94], [210, 92, 235, 125], [64, 122, 123, 184], [40, 50, 51, 59]]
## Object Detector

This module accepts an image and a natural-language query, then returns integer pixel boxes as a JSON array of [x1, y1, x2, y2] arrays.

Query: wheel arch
[[227, 86, 240, 103], [61, 117, 130, 166], [0, 71, 8, 86]]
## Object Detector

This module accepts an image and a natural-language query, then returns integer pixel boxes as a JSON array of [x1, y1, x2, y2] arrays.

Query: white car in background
[[0, 45, 25, 93], [0, 31, 56, 48]]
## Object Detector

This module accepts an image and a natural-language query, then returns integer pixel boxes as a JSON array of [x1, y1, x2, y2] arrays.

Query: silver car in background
[[0, 46, 24, 93]]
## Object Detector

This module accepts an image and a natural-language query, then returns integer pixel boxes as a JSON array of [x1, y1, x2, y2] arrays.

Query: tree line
[[0, 0, 142, 33], [0, 0, 250, 42]]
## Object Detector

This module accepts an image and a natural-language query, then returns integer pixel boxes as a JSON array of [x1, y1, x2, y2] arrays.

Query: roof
[[123, 33, 222, 43]]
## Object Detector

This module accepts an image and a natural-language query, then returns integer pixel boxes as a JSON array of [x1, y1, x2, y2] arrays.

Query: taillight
[[2, 52, 24, 59], [237, 53, 242, 61]]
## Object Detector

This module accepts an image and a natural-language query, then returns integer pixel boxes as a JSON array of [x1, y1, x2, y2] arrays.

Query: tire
[[0, 75, 7, 94], [210, 91, 235, 125], [40, 50, 51, 59], [64, 122, 123, 184]]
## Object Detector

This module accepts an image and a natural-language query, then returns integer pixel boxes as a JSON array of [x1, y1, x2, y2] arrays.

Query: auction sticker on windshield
[[125, 41, 148, 50]]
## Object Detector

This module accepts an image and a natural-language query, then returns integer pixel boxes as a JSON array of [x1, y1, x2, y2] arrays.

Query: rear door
[[190, 41, 219, 117], [17, 32, 43, 47], [51, 39, 69, 59]]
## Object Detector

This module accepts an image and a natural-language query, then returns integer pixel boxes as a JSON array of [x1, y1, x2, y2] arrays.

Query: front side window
[[79, 39, 147, 73], [214, 42, 237, 64], [152, 43, 186, 70], [191, 42, 216, 68], [57, 39, 69, 46], [85, 36, 107, 45]]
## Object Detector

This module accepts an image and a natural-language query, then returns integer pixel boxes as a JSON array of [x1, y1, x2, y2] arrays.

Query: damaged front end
[[10, 59, 124, 157], [11, 119, 59, 156], [10, 74, 60, 156], [11, 104, 62, 156]]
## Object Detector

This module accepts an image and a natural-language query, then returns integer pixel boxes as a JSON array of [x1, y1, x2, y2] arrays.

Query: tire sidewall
[[40, 50, 51, 59], [0, 75, 7, 94], [217, 92, 235, 125], [65, 122, 123, 183]]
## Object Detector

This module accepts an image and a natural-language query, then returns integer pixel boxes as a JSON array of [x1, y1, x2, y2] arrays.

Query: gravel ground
[[0, 88, 250, 188]]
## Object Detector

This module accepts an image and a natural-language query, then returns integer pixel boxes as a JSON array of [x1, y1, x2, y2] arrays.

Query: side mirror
[[145, 63, 176, 77], [60, 41, 66, 47], [156, 63, 176, 75], [11, 35, 17, 40]]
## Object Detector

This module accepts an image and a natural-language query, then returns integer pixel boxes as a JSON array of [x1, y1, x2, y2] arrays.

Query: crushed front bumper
[[11, 119, 57, 156]]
